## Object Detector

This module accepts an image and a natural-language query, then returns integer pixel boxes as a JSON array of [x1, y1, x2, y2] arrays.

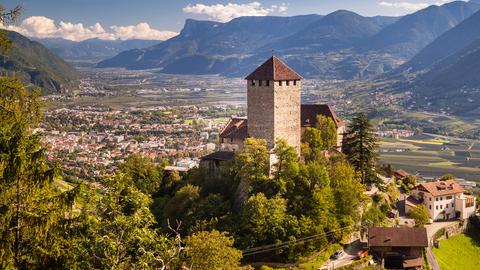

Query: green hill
[[0, 30, 79, 93]]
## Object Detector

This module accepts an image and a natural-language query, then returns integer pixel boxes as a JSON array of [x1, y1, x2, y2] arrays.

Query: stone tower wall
[[273, 80, 301, 153], [247, 80, 301, 153], [247, 80, 275, 148]]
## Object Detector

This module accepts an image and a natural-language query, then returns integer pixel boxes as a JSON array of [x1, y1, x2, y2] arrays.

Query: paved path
[[322, 239, 364, 269], [427, 247, 440, 270]]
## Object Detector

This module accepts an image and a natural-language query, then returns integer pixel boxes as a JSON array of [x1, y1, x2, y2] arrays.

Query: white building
[[406, 180, 476, 221]]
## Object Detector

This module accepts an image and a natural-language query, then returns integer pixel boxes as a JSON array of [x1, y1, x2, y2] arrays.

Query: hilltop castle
[[201, 56, 344, 169]]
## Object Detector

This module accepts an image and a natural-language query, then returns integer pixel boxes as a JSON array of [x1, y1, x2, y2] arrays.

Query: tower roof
[[245, 56, 303, 81]]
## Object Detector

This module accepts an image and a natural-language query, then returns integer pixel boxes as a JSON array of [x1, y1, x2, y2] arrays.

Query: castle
[[201, 56, 344, 169]]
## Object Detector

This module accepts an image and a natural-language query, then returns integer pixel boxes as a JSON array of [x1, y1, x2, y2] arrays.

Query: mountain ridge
[[0, 30, 79, 93]]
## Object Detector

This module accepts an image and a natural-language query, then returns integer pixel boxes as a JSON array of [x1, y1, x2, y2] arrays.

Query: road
[[322, 239, 364, 270]]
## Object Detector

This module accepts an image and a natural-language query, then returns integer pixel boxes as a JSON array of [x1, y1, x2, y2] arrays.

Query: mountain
[[97, 15, 323, 70], [264, 10, 385, 52], [0, 30, 79, 93], [362, 1, 480, 58], [98, 1, 478, 80], [36, 38, 161, 64], [398, 8, 480, 72]]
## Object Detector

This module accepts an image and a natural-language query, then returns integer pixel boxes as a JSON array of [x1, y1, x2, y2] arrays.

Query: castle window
[[279, 81, 283, 86], [286, 80, 290, 86], [259, 80, 262, 86], [446, 195, 452, 199], [266, 80, 270, 86], [293, 80, 297, 86], [251, 80, 255, 86], [429, 205, 431, 210]]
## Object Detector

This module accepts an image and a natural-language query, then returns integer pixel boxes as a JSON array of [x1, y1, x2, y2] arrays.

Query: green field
[[433, 228, 480, 270], [379, 134, 480, 181]]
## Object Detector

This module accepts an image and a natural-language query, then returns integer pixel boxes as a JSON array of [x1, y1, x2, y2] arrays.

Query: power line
[[242, 224, 359, 256]]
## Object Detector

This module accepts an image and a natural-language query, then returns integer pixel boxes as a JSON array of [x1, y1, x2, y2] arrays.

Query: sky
[[1, 0, 457, 41]]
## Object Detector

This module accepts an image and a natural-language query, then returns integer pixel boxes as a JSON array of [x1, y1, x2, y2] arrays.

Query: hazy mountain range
[[97, 1, 480, 81], [35, 38, 162, 64]]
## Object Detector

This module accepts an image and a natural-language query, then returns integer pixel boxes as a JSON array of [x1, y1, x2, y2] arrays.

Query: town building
[[368, 227, 428, 270], [406, 179, 476, 221]]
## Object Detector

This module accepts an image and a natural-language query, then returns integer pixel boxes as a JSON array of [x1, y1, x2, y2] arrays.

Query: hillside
[[363, 1, 480, 58], [36, 38, 161, 64], [399, 8, 480, 72], [0, 30, 79, 93], [97, 1, 478, 80]]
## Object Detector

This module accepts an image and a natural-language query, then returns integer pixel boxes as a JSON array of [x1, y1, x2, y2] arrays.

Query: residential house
[[406, 180, 476, 221]]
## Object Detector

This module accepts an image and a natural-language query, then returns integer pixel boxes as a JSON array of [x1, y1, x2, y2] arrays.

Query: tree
[[362, 207, 386, 227], [119, 153, 165, 194], [233, 138, 270, 210], [440, 174, 455, 181], [272, 139, 299, 194], [342, 112, 379, 185], [186, 230, 244, 270], [301, 127, 323, 162], [0, 4, 22, 54], [316, 115, 337, 150], [410, 204, 430, 227], [0, 77, 79, 268]]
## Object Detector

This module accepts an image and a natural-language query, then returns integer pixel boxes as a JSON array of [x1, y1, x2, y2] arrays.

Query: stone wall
[[247, 80, 275, 148], [273, 80, 301, 153], [247, 79, 301, 153]]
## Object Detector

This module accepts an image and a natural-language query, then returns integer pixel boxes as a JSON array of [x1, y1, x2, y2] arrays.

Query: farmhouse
[[406, 179, 476, 221], [368, 227, 428, 270]]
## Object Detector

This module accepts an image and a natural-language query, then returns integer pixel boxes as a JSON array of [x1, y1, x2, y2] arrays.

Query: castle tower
[[245, 56, 303, 153]]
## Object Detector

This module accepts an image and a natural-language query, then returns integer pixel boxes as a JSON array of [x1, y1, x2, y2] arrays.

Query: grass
[[433, 228, 480, 270]]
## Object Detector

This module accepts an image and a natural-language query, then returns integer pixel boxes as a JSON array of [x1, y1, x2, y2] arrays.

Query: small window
[[446, 204, 448, 208], [279, 81, 283, 86], [286, 80, 290, 86], [452, 203, 454, 207], [293, 80, 297, 86], [436, 198, 438, 201], [251, 80, 255, 86], [436, 206, 438, 210], [230, 138, 233, 143], [429, 205, 432, 210], [266, 80, 270, 86], [446, 196, 452, 199], [259, 80, 262, 86], [429, 198, 432, 201], [440, 205, 443, 209]]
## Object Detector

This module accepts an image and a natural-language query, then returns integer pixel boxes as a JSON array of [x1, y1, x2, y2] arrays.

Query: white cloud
[[379, 0, 453, 11], [2, 16, 178, 41], [379, 1, 430, 11], [182, 2, 289, 23]]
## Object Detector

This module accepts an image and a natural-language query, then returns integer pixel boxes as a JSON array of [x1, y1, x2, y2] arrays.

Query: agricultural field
[[378, 134, 480, 182], [433, 228, 480, 270]]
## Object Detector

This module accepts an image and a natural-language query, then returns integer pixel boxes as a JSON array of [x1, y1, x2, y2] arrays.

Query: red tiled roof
[[416, 180, 464, 197], [245, 56, 303, 81], [220, 117, 248, 140], [368, 227, 428, 247], [301, 104, 344, 129]]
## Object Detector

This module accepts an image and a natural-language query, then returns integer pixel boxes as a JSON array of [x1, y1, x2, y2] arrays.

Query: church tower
[[245, 56, 303, 153]]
